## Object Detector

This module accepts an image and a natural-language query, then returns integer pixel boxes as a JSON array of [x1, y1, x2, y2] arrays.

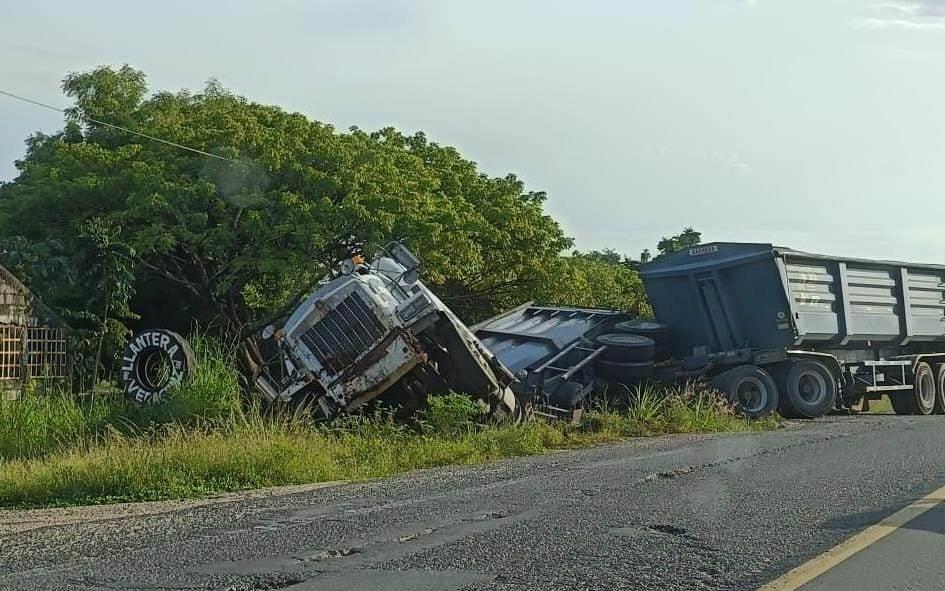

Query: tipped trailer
[[473, 305, 641, 420], [639, 242, 945, 418]]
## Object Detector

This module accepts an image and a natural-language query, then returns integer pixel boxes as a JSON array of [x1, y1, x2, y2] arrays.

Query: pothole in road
[[608, 524, 688, 538], [398, 527, 436, 542], [459, 510, 509, 522], [309, 547, 361, 560], [644, 466, 695, 482]]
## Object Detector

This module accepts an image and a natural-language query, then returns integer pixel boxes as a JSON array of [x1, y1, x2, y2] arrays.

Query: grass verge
[[0, 344, 778, 509]]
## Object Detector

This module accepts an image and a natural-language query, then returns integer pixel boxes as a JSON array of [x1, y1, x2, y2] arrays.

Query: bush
[[419, 394, 485, 437]]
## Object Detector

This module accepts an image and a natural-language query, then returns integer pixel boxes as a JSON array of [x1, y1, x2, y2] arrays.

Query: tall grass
[[0, 337, 242, 461], [0, 342, 778, 509]]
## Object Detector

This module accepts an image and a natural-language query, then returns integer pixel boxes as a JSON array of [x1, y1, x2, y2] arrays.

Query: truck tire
[[121, 329, 196, 404], [933, 363, 945, 415], [774, 359, 837, 419], [890, 362, 935, 416], [596, 359, 654, 383], [614, 320, 671, 346], [595, 333, 655, 362], [712, 365, 778, 419]]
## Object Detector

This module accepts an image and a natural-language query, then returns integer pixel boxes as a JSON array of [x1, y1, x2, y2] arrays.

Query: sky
[[3, 0, 945, 263]]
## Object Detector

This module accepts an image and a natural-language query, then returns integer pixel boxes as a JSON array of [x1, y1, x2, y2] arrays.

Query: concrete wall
[[0, 266, 29, 325]]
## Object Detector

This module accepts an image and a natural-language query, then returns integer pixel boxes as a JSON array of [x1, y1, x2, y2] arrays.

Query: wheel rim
[[795, 370, 828, 406], [918, 370, 935, 408], [736, 377, 768, 413]]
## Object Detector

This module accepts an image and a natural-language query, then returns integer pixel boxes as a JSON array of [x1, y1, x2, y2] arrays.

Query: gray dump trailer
[[640, 242, 945, 418], [476, 242, 945, 421]]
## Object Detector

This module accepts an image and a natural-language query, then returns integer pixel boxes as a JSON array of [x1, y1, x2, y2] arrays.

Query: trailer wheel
[[713, 365, 778, 418], [774, 360, 837, 419], [890, 362, 935, 416], [933, 363, 945, 415], [595, 333, 656, 362]]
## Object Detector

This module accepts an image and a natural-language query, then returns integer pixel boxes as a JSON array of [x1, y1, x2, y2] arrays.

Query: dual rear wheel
[[712, 359, 837, 419], [772, 359, 837, 419]]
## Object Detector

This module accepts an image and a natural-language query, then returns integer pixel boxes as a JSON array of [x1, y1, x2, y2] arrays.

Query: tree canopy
[[655, 227, 702, 259], [0, 65, 656, 357]]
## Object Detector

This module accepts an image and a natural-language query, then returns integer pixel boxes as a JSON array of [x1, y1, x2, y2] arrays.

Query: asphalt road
[[793, 501, 945, 591], [3, 414, 945, 590]]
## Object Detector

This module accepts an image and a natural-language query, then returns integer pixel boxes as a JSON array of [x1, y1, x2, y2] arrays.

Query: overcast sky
[[3, 1, 945, 262]]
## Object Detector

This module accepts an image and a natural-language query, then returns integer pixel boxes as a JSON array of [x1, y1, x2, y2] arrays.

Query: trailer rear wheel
[[713, 365, 778, 418], [889, 362, 935, 416], [775, 360, 837, 419], [933, 363, 945, 415]]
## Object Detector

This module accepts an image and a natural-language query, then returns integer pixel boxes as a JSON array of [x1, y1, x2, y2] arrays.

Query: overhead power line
[[0, 88, 239, 163]]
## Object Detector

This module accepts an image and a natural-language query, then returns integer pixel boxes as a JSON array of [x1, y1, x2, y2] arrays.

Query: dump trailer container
[[640, 243, 945, 418]]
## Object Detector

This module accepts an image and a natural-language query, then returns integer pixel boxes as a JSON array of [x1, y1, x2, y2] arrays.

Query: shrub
[[419, 394, 485, 437]]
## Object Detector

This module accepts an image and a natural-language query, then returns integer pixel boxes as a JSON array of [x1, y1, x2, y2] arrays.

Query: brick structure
[[0, 265, 68, 391]]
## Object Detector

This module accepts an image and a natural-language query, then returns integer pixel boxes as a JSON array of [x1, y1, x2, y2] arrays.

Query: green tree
[[655, 227, 701, 258], [0, 66, 583, 343], [74, 218, 136, 387], [571, 248, 624, 266], [551, 254, 650, 315]]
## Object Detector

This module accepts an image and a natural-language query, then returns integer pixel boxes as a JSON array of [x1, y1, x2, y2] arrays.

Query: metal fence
[[0, 324, 22, 382], [0, 324, 69, 389]]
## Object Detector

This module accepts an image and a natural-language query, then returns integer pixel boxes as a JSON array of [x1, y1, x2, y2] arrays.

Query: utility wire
[[0, 88, 239, 163]]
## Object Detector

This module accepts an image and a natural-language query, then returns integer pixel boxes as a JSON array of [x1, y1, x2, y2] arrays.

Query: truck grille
[[299, 291, 387, 377]]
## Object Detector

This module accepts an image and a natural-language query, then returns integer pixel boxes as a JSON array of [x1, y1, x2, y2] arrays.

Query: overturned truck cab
[[252, 243, 518, 421]]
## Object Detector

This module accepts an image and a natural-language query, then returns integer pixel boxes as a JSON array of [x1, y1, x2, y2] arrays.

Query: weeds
[[0, 344, 778, 509], [0, 336, 242, 461]]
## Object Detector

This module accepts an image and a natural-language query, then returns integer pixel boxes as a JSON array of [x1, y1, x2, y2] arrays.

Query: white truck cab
[[253, 244, 517, 420]]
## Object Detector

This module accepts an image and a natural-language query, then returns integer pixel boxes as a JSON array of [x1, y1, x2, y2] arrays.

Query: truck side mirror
[[388, 242, 420, 284]]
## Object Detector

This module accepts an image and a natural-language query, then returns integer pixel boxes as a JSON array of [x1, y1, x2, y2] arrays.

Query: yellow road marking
[[758, 483, 945, 590]]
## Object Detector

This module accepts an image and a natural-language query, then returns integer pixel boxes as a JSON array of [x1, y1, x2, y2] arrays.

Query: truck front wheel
[[775, 360, 837, 419]]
